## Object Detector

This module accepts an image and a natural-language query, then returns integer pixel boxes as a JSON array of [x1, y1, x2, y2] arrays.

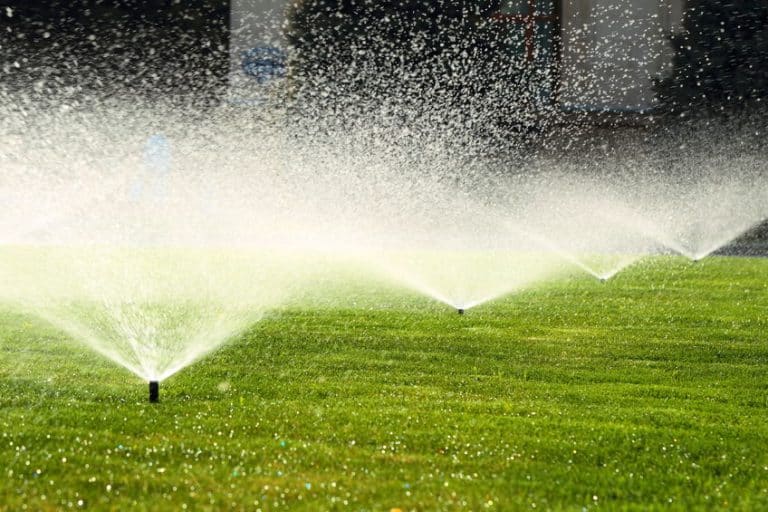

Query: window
[[491, 0, 559, 100]]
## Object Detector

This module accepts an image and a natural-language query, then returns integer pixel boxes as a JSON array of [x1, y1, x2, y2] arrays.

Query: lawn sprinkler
[[149, 381, 159, 403], [457, 308, 465, 315]]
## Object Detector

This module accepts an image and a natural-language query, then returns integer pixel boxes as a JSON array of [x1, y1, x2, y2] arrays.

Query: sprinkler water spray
[[149, 381, 159, 403]]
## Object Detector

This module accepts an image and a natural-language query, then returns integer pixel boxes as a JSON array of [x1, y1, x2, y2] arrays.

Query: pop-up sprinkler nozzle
[[457, 308, 465, 315], [149, 381, 159, 403], [599, 277, 607, 283]]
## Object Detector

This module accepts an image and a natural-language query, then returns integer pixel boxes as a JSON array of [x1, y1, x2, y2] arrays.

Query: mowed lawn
[[1, 256, 767, 511]]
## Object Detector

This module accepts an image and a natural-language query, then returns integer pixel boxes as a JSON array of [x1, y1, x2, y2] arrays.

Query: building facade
[[230, 0, 686, 112]]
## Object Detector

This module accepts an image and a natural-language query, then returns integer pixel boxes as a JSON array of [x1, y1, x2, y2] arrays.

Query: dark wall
[[1, 0, 230, 100]]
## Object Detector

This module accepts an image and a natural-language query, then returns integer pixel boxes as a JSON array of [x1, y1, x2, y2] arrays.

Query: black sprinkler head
[[149, 381, 159, 403], [599, 277, 607, 283], [457, 308, 465, 315]]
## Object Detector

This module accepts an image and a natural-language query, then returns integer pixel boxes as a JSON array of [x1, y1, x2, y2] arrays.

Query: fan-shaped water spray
[[628, 152, 768, 261], [1, 54, 767, 399], [3, 95, 767, 395]]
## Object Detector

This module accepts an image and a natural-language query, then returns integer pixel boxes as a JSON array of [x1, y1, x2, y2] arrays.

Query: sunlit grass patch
[[0, 255, 767, 510]]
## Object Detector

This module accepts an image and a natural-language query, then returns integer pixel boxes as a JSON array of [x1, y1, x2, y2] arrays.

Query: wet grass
[[1, 255, 767, 511]]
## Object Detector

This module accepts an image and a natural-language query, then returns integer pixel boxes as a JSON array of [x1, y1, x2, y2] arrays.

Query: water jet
[[149, 381, 159, 403]]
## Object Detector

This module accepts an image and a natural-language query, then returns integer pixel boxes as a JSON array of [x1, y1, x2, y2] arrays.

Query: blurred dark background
[[1, 0, 230, 100], [655, 0, 768, 117], [2, 0, 767, 118]]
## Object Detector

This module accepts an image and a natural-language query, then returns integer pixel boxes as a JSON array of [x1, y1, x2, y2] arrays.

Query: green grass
[[1, 256, 767, 511]]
